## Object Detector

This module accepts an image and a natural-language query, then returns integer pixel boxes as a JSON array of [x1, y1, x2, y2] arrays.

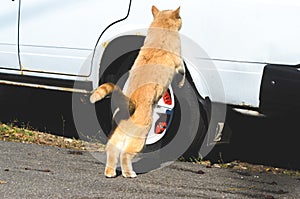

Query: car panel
[[0, 0, 299, 110], [19, 0, 130, 76], [0, 1, 19, 69], [180, 0, 300, 65]]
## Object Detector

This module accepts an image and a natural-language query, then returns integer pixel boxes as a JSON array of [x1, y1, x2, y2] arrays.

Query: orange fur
[[90, 5, 183, 178], [90, 83, 118, 103]]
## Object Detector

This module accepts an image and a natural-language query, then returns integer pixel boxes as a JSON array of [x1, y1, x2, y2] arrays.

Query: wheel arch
[[97, 35, 145, 85], [95, 34, 215, 157], [96, 34, 211, 120]]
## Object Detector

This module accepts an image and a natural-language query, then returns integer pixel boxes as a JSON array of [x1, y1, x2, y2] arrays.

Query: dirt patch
[[179, 158, 300, 177]]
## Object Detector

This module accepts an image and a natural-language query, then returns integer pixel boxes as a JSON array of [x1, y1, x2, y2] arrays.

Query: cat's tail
[[90, 83, 121, 103]]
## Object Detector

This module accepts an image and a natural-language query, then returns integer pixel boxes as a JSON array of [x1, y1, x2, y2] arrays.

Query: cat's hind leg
[[176, 60, 186, 88], [120, 152, 137, 178], [105, 143, 120, 178]]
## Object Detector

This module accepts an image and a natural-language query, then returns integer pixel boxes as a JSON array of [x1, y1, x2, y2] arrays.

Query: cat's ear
[[173, 6, 181, 18], [152, 5, 160, 18]]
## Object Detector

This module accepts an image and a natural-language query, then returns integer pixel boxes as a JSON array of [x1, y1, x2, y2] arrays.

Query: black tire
[[96, 50, 209, 161], [96, 50, 139, 142], [134, 73, 208, 173]]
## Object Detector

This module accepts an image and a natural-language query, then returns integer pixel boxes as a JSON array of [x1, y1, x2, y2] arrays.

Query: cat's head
[[151, 6, 182, 31]]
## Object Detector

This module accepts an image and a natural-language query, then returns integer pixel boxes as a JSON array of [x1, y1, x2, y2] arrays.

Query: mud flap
[[205, 102, 232, 147], [259, 64, 300, 114]]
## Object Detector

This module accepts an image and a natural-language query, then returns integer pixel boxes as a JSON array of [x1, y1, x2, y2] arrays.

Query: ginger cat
[[90, 5, 184, 178]]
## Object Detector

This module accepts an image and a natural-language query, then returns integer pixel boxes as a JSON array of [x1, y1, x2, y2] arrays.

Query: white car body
[[1, 0, 300, 111]]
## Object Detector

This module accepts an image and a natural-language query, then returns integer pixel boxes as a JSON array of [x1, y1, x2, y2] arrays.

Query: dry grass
[[0, 122, 105, 151], [198, 160, 300, 176]]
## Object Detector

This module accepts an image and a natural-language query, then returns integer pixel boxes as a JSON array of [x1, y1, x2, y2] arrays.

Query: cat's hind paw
[[122, 170, 137, 178], [105, 167, 117, 178]]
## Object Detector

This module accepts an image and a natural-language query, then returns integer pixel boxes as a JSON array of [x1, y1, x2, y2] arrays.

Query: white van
[[1, 0, 299, 157]]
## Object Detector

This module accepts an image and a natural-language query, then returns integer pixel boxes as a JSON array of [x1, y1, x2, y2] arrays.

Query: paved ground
[[0, 141, 299, 199]]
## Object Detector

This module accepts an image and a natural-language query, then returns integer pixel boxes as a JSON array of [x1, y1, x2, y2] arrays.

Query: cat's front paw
[[122, 170, 137, 178], [105, 167, 117, 178], [178, 78, 185, 88]]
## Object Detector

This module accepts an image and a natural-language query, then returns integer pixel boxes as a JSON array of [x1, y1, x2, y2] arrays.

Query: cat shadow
[[114, 169, 123, 177]]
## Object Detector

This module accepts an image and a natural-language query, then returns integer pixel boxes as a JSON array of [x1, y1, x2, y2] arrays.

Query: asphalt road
[[0, 141, 299, 199]]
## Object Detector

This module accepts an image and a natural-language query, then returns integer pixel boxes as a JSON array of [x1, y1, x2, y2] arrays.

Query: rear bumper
[[259, 64, 300, 114]]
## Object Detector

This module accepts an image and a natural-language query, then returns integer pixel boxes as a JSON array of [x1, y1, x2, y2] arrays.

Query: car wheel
[[96, 50, 209, 161]]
